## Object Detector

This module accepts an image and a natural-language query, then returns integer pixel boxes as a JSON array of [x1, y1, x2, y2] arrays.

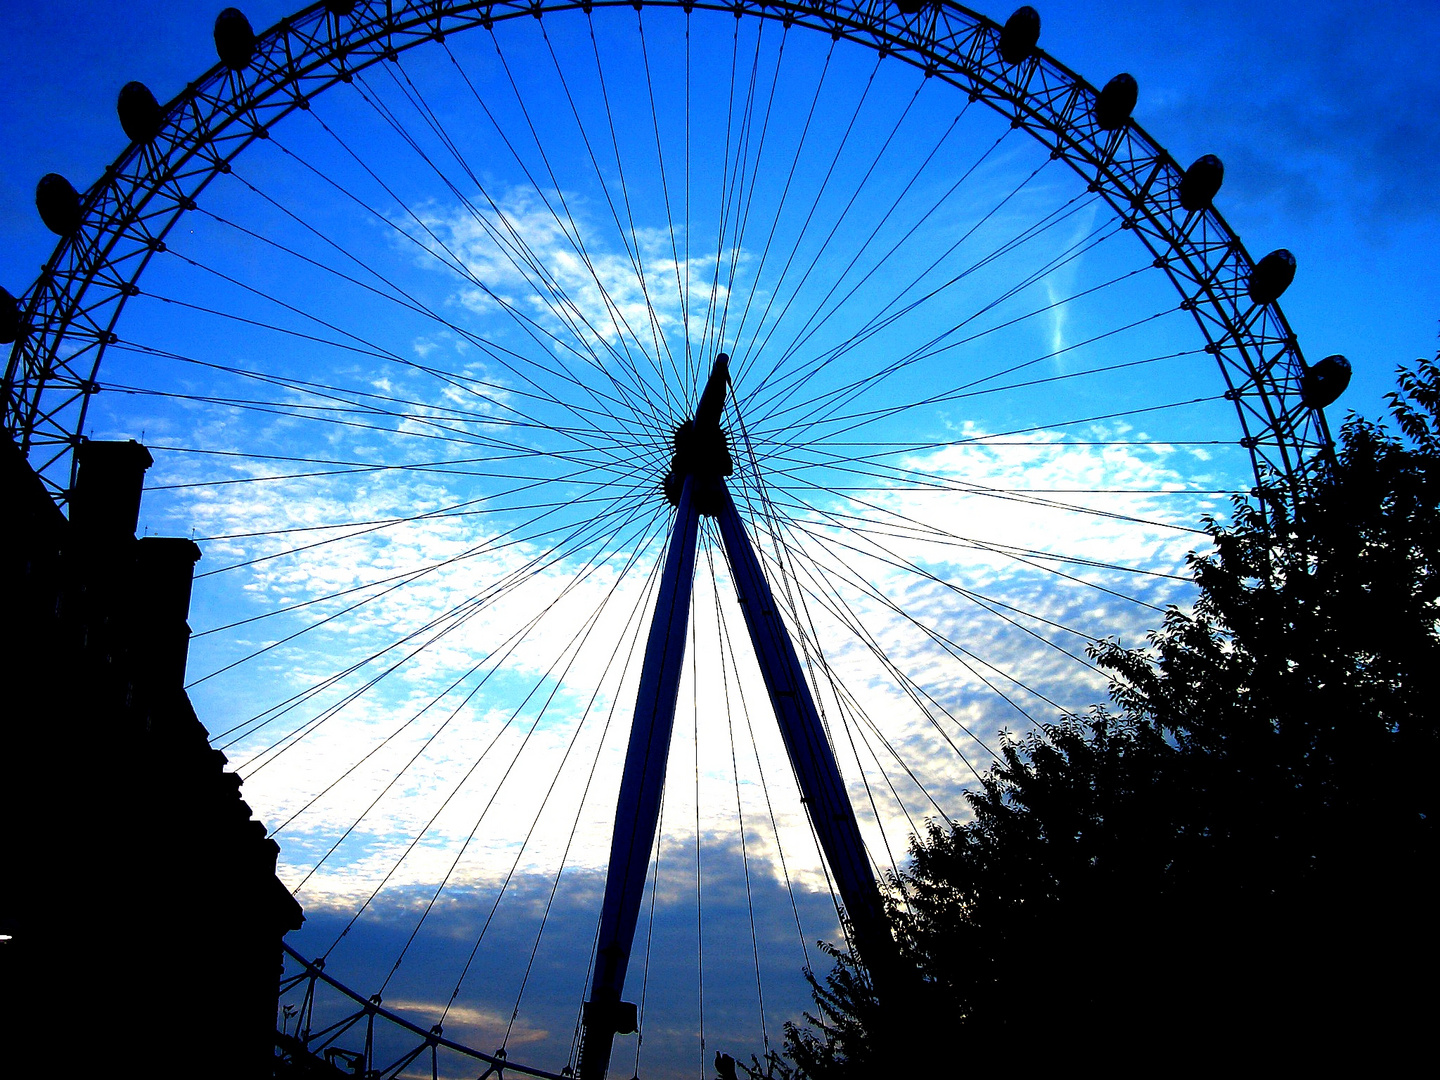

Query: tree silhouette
[[769, 355, 1440, 1072]]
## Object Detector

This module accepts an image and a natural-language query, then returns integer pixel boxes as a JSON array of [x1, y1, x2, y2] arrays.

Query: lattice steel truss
[[279, 942, 570, 1080]]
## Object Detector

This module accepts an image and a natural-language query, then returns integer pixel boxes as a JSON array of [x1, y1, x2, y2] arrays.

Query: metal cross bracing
[[576, 355, 896, 1080], [279, 941, 571, 1080], [4, 0, 1332, 516]]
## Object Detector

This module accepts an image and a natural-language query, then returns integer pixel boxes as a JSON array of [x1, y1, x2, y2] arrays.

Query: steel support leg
[[714, 484, 895, 976], [579, 476, 701, 1080]]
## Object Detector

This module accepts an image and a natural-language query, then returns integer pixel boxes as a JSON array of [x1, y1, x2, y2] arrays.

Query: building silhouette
[[0, 437, 302, 1077]]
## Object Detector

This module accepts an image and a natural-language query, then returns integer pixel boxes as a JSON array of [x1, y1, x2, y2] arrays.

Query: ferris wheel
[[1, 2, 1348, 1078]]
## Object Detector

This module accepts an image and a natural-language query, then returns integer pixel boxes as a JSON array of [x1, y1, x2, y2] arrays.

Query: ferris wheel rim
[[4, 0, 1328, 508]]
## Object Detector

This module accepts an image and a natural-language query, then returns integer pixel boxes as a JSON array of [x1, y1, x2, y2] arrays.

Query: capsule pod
[[214, 8, 256, 70], [999, 7, 1041, 64], [1301, 354, 1351, 410], [118, 81, 163, 144], [0, 286, 21, 345], [1094, 72, 1138, 131], [895, 0, 929, 13], [325, 0, 358, 12], [36, 173, 82, 237], [1179, 154, 1224, 212], [1247, 248, 1296, 305]]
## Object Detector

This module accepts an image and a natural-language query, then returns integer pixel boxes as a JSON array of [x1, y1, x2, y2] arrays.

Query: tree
[[774, 356, 1440, 1073]]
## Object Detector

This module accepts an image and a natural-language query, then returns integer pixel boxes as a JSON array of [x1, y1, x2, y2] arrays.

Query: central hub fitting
[[662, 353, 734, 517]]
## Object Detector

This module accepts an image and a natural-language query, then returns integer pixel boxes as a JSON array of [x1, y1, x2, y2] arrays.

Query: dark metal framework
[[4, 0, 1330, 507], [577, 358, 896, 1078], [2, 1, 1336, 1075], [279, 942, 570, 1080]]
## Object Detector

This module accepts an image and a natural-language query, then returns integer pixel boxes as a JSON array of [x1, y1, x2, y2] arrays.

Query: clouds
[[410, 188, 696, 354], [175, 409, 1216, 890], [1036, 0, 1440, 228], [286, 853, 840, 1077], [1224, 4, 1440, 225]]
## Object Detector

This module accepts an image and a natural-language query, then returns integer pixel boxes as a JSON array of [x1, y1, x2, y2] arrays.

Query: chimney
[[133, 536, 203, 690], [70, 439, 154, 541]]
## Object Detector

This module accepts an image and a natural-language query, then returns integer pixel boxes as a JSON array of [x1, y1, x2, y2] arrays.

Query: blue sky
[[4, 3, 1437, 1077]]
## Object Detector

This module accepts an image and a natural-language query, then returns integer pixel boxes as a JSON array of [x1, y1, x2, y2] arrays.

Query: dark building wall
[[0, 437, 302, 1078]]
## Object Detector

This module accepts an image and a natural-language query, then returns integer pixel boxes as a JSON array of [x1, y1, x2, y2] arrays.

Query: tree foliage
[[775, 357, 1440, 1072]]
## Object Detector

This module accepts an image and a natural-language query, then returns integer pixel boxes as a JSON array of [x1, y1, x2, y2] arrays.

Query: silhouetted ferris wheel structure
[[3, 2, 1350, 1078]]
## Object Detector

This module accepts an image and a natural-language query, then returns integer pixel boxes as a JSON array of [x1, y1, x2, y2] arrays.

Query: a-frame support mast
[[576, 474, 700, 1080], [578, 357, 892, 1080], [711, 486, 890, 966]]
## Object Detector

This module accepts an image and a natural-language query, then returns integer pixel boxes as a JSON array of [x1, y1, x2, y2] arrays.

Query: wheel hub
[[662, 352, 734, 516]]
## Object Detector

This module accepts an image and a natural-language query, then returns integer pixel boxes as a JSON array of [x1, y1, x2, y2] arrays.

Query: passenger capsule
[[1247, 248, 1296, 305], [895, 0, 929, 13], [36, 173, 82, 237], [1094, 72, 1138, 131], [1178, 154, 1224, 212], [0, 286, 21, 345], [325, 0, 358, 12], [999, 7, 1041, 65], [118, 81, 163, 144], [214, 8, 256, 70], [1301, 354, 1352, 409]]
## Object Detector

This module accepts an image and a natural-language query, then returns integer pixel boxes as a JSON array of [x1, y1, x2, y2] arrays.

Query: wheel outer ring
[[3, 0, 1331, 506]]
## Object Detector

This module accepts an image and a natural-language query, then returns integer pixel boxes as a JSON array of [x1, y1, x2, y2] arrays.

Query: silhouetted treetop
[[773, 354, 1440, 1074]]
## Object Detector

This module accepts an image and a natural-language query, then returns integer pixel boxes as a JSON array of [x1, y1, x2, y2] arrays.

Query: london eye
[[1, 3, 1345, 1077]]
